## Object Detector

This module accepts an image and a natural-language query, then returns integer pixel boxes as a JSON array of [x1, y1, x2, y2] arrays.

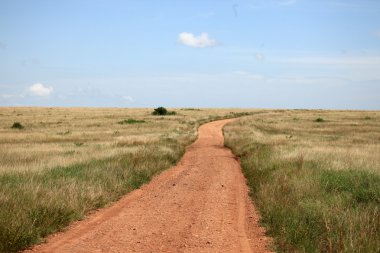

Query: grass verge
[[224, 111, 380, 252], [0, 142, 184, 252]]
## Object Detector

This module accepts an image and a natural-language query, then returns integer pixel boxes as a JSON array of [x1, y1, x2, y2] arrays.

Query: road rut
[[26, 119, 272, 253]]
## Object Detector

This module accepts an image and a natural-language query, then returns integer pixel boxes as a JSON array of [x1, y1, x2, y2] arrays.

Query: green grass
[[224, 110, 380, 253], [226, 141, 380, 253], [321, 170, 380, 204]]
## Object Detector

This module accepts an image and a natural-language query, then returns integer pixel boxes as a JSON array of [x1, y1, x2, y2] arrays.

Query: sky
[[1, 0, 380, 109]]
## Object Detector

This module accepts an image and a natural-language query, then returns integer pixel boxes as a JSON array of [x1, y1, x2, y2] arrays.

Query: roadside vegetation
[[0, 107, 252, 252], [224, 110, 380, 252]]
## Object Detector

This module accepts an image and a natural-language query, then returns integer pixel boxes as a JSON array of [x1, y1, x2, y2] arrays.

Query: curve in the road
[[26, 119, 272, 253]]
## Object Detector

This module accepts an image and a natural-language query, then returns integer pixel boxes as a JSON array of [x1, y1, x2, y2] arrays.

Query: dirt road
[[26, 119, 272, 253]]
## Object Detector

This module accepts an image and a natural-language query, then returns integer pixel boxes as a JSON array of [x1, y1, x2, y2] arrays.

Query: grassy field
[[2, 108, 379, 252], [224, 110, 380, 253], [0, 107, 252, 252]]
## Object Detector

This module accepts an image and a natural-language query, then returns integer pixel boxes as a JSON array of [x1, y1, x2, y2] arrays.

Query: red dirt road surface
[[26, 119, 273, 253]]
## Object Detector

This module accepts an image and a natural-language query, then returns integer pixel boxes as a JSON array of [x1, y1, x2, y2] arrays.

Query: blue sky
[[1, 0, 380, 109]]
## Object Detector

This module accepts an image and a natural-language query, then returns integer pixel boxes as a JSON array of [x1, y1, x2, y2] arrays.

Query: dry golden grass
[[0, 107, 255, 173], [224, 109, 380, 252], [0, 107, 254, 252], [3, 107, 378, 252]]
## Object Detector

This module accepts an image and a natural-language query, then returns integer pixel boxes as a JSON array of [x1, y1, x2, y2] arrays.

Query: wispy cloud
[[178, 32, 218, 48], [29, 83, 53, 96], [375, 31, 380, 37]]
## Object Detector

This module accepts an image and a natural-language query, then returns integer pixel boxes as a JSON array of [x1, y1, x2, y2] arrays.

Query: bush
[[11, 122, 24, 129], [314, 118, 325, 122], [152, 107, 167, 115], [152, 107, 176, 116]]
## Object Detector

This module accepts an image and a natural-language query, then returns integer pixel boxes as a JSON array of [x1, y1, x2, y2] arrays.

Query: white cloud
[[29, 83, 53, 96], [0, 42, 6, 49], [375, 31, 380, 37], [178, 32, 218, 48], [122, 95, 134, 102]]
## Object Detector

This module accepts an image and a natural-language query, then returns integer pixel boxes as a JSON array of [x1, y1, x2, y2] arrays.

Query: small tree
[[11, 122, 24, 129], [315, 118, 325, 122], [152, 107, 168, 115]]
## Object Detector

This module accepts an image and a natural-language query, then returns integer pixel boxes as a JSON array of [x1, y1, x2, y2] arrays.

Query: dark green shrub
[[152, 107, 168, 115], [11, 122, 24, 129], [314, 118, 325, 122], [152, 107, 176, 116]]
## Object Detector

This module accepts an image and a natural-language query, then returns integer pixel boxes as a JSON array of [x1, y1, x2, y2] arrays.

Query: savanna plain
[[0, 107, 379, 253]]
